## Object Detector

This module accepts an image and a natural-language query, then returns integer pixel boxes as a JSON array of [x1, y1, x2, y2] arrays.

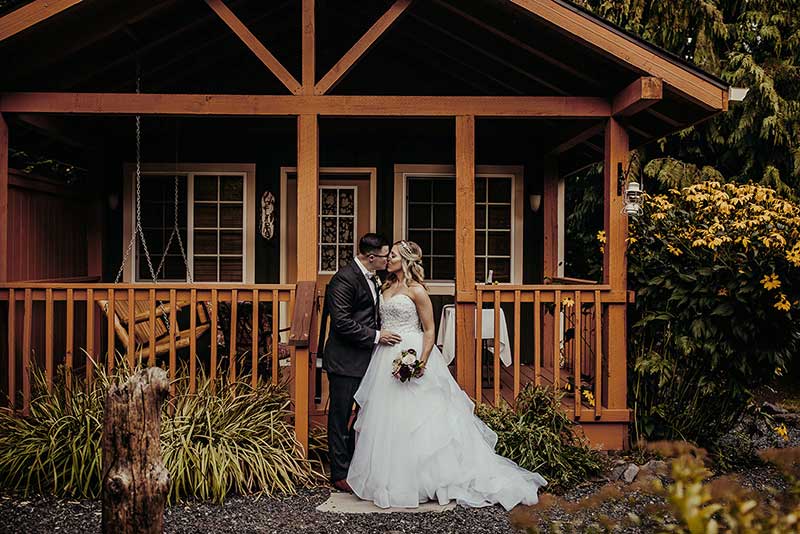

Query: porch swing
[[99, 102, 210, 357]]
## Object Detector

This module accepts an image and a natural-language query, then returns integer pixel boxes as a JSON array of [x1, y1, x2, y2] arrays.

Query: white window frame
[[122, 163, 256, 284], [393, 164, 524, 295], [318, 185, 359, 275]]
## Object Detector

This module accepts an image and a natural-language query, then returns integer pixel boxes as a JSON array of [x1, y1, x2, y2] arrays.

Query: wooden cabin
[[0, 0, 730, 453]]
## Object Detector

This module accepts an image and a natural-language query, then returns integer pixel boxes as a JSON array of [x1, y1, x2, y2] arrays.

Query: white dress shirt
[[354, 258, 381, 344]]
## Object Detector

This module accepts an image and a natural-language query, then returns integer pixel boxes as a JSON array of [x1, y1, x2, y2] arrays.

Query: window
[[395, 165, 523, 289], [319, 186, 357, 274], [124, 164, 255, 283]]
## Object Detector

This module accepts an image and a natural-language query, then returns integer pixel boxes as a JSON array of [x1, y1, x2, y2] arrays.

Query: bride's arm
[[408, 285, 435, 366]]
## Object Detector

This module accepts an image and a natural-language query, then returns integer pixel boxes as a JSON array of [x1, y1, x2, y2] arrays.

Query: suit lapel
[[351, 260, 378, 318]]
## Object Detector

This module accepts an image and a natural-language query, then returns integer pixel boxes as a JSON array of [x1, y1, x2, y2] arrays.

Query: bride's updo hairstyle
[[384, 240, 426, 289]]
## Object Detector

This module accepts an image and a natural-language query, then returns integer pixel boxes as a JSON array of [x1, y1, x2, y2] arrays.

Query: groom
[[323, 233, 402, 492]]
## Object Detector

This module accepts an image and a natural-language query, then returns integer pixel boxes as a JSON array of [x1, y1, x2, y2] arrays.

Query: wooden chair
[[97, 298, 211, 356]]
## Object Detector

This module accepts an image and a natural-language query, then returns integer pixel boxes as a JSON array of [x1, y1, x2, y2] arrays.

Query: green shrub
[[475, 384, 605, 492], [0, 360, 323, 502], [628, 181, 800, 444]]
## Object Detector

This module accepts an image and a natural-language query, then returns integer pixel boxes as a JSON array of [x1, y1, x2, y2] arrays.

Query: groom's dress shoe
[[332, 479, 353, 493]]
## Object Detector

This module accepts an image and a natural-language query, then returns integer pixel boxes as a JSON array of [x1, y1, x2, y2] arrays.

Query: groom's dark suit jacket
[[322, 260, 380, 378]]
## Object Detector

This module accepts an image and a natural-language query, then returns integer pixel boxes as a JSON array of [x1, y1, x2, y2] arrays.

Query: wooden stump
[[102, 367, 170, 534]]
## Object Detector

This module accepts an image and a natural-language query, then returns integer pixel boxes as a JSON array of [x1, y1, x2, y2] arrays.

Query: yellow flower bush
[[629, 181, 800, 443]]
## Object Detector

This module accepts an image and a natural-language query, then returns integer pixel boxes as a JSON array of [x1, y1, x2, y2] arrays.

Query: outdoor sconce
[[529, 193, 542, 213]]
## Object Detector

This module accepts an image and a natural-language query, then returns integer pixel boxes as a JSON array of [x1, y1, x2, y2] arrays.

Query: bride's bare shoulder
[[406, 283, 429, 300]]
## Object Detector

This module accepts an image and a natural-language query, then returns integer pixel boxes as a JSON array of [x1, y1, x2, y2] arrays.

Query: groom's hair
[[358, 233, 389, 255]]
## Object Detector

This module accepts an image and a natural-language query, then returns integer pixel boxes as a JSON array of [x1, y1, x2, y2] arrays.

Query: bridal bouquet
[[391, 348, 425, 382]]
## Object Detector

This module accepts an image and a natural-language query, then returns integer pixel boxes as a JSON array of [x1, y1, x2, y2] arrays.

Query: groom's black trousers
[[327, 372, 362, 483]]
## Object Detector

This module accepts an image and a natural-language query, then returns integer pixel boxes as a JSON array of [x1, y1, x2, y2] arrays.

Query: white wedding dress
[[347, 293, 547, 510]]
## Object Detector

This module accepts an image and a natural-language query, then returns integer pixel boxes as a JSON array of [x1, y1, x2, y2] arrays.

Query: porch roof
[[0, 0, 729, 174]]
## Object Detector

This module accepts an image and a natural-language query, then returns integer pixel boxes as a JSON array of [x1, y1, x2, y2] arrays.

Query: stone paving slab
[[315, 491, 457, 514]]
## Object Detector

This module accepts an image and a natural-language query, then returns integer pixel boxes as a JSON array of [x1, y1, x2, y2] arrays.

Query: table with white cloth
[[436, 304, 512, 367]]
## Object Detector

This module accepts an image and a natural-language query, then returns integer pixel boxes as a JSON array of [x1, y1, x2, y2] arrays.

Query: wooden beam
[[612, 77, 662, 117], [509, 0, 727, 110], [302, 0, 315, 94], [204, 0, 301, 95], [315, 0, 413, 95], [0, 93, 611, 117], [0, 0, 82, 42], [455, 115, 476, 397], [0, 114, 7, 282], [549, 122, 604, 155], [433, 0, 602, 89], [296, 114, 318, 278]]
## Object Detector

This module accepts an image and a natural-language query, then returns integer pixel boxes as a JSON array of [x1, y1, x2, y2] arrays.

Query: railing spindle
[[251, 289, 259, 389], [229, 289, 238, 384], [210, 289, 218, 394], [66, 288, 74, 393], [475, 289, 483, 402], [534, 290, 541, 387], [574, 291, 582, 419], [148, 289, 156, 366], [45, 287, 54, 392], [190, 288, 198, 394], [594, 290, 603, 418], [513, 289, 520, 402], [86, 288, 94, 387], [7, 288, 15, 410], [169, 289, 177, 399], [126, 288, 135, 369], [271, 289, 279, 386], [493, 290, 501, 406], [107, 288, 115, 373], [553, 289, 561, 390], [22, 288, 32, 416]]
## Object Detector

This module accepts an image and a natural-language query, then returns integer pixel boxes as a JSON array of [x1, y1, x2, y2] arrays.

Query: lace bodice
[[379, 293, 422, 335]]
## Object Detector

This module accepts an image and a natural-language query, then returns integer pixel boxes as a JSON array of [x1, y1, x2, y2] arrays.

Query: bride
[[346, 240, 547, 510]]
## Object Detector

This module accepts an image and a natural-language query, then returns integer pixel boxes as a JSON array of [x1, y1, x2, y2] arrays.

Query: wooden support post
[[0, 113, 7, 282], [101, 367, 169, 534], [455, 115, 477, 398], [301, 0, 315, 95], [294, 113, 318, 457], [542, 157, 558, 373], [603, 117, 629, 426]]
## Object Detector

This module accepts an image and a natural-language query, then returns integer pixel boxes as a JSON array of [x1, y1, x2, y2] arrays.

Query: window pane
[[320, 189, 337, 215], [433, 204, 455, 228], [408, 231, 431, 253], [320, 217, 337, 243], [163, 256, 187, 280], [194, 204, 218, 228], [421, 256, 431, 279], [141, 203, 164, 227], [338, 245, 354, 268], [194, 257, 217, 282], [487, 258, 511, 282], [476, 177, 487, 203], [141, 177, 167, 201], [432, 230, 455, 255], [338, 217, 355, 244], [487, 231, 511, 256], [320, 245, 337, 272], [431, 257, 455, 280], [220, 257, 243, 282], [475, 258, 486, 283], [339, 189, 355, 215], [220, 205, 242, 228], [139, 230, 164, 255], [475, 205, 486, 229], [220, 176, 243, 201], [487, 178, 512, 203], [475, 232, 486, 255], [220, 230, 242, 254], [487, 206, 511, 229], [432, 179, 455, 203], [194, 230, 218, 254], [407, 179, 431, 202], [407, 204, 431, 229], [194, 175, 218, 201]]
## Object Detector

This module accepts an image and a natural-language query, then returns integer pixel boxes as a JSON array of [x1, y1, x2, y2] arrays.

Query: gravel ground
[[2, 406, 798, 534]]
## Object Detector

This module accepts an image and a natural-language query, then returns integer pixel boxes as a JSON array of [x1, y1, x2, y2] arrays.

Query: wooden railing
[[0, 282, 296, 415], [473, 284, 632, 423]]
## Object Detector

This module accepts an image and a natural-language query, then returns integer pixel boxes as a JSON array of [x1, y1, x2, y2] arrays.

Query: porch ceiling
[[0, 0, 727, 173]]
